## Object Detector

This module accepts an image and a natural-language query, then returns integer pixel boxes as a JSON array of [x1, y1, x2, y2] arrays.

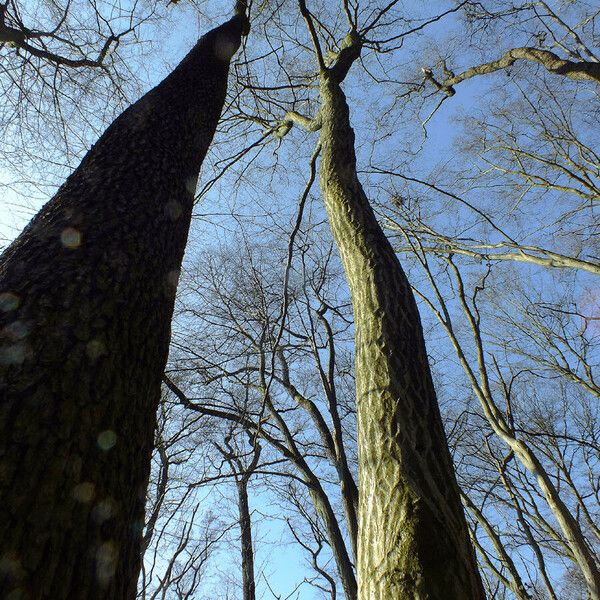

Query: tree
[[164, 232, 360, 599], [0, 6, 248, 598], [215, 431, 261, 600], [277, 2, 484, 596]]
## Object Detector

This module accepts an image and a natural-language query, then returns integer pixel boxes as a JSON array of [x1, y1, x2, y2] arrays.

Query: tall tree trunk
[[0, 14, 246, 600], [314, 40, 485, 599], [237, 477, 256, 600]]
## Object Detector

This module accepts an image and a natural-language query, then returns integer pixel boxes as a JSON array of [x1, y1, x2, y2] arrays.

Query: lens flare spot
[[579, 288, 599, 334], [185, 176, 198, 196], [166, 269, 180, 288], [214, 37, 236, 61], [97, 430, 117, 451], [0, 552, 24, 578], [86, 339, 106, 360], [131, 519, 145, 535], [0, 292, 19, 312], [92, 498, 114, 523], [165, 200, 182, 220], [73, 482, 96, 503], [0, 343, 26, 365], [61, 227, 81, 249], [96, 541, 117, 587], [4, 321, 29, 341]]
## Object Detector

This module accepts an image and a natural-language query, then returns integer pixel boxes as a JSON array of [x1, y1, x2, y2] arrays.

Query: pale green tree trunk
[[287, 29, 485, 598], [0, 14, 246, 599], [319, 75, 483, 600]]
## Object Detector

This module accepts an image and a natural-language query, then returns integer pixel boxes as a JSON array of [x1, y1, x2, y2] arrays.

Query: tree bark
[[0, 14, 246, 600], [315, 43, 485, 600], [237, 477, 256, 600]]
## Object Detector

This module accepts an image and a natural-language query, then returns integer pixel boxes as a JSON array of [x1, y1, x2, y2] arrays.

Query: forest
[[0, 0, 598, 599]]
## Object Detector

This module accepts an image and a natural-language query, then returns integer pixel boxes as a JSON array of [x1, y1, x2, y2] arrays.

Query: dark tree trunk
[[237, 477, 256, 600], [0, 15, 245, 600]]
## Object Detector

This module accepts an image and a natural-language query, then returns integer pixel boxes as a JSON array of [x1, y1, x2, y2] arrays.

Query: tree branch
[[427, 47, 600, 94]]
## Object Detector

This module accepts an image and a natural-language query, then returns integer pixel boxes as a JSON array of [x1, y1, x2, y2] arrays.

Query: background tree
[[164, 228, 359, 599], [215, 430, 262, 600]]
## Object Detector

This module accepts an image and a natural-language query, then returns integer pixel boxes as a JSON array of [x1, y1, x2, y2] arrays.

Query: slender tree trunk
[[460, 491, 531, 600], [0, 14, 246, 599], [315, 47, 485, 599], [262, 373, 358, 600], [237, 477, 256, 600], [307, 479, 358, 600]]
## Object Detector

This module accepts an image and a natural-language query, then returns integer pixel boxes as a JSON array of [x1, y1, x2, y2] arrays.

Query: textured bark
[[0, 15, 245, 600], [315, 46, 485, 599]]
